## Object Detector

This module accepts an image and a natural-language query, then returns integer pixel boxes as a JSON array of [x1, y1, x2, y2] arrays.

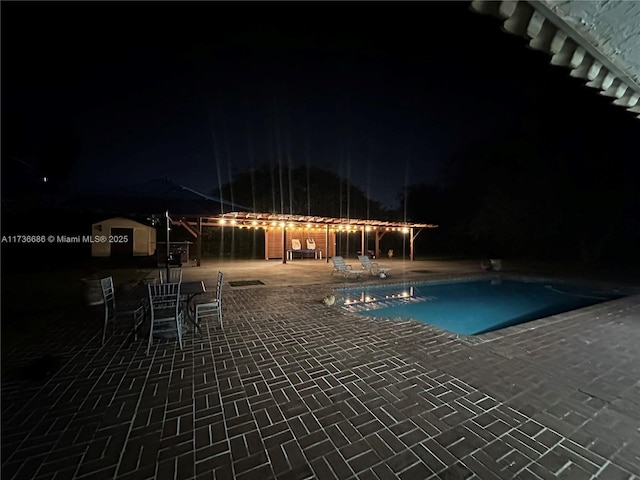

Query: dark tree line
[[211, 129, 639, 266], [402, 133, 639, 265], [212, 163, 396, 221]]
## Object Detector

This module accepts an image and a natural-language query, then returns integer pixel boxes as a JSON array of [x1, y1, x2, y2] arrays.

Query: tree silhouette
[[213, 163, 395, 220], [406, 131, 639, 264]]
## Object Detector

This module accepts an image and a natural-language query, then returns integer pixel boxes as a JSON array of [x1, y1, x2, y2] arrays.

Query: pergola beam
[[199, 212, 437, 230]]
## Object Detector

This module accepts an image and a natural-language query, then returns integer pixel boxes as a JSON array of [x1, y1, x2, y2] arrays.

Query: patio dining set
[[99, 268, 223, 354]]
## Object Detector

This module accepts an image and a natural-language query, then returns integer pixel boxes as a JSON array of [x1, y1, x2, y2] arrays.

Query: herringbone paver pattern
[[2, 267, 639, 479]]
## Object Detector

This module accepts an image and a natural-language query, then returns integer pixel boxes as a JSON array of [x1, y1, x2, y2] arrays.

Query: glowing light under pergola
[[195, 212, 438, 263], [203, 212, 436, 231]]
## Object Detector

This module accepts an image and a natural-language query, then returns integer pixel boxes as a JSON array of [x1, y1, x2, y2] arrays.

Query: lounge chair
[[358, 255, 391, 277], [331, 256, 363, 280]]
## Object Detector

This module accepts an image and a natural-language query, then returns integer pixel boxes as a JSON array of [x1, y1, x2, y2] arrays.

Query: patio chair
[[147, 282, 183, 354], [159, 268, 182, 284], [100, 276, 146, 346], [331, 256, 363, 280], [358, 255, 391, 278], [306, 238, 322, 258], [289, 238, 318, 260], [195, 271, 224, 328]]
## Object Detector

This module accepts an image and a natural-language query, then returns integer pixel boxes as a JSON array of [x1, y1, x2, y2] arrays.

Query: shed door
[[110, 228, 134, 257]]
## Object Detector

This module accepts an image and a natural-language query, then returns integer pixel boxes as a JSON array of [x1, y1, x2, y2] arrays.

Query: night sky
[[3, 1, 639, 208]]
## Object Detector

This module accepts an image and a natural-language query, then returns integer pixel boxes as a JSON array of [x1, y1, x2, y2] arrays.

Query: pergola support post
[[325, 224, 330, 262], [196, 217, 202, 266], [375, 231, 386, 259], [410, 227, 414, 261], [282, 226, 287, 264], [165, 210, 171, 280], [409, 227, 423, 261]]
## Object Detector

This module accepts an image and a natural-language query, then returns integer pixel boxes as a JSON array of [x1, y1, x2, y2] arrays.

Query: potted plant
[[81, 269, 104, 306], [489, 258, 502, 271]]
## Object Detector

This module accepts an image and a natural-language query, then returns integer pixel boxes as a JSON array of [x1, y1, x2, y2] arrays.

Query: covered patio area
[[183, 212, 438, 265], [2, 259, 639, 479]]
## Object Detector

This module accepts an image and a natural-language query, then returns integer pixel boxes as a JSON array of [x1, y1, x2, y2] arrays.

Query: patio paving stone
[[2, 259, 640, 479]]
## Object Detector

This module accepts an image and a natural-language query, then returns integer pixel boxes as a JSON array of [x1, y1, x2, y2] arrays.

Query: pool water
[[336, 278, 627, 335]]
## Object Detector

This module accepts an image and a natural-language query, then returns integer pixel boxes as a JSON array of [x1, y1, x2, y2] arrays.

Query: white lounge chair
[[331, 256, 363, 280], [358, 255, 391, 277]]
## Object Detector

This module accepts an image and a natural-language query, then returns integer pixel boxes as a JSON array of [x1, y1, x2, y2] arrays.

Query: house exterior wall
[[471, 0, 640, 117], [539, 0, 640, 85]]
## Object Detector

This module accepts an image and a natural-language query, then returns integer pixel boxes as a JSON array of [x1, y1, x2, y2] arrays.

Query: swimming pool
[[336, 277, 628, 335]]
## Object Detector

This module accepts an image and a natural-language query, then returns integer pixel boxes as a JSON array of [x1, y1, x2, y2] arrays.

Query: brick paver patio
[[2, 260, 639, 479]]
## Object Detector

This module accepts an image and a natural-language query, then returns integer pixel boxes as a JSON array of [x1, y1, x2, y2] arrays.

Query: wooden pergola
[[184, 212, 437, 265]]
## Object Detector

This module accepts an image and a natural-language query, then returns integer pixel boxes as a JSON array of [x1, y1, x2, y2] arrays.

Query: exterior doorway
[[110, 227, 134, 257]]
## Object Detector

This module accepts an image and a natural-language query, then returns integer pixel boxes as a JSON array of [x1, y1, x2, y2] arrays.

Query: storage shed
[[91, 217, 156, 257]]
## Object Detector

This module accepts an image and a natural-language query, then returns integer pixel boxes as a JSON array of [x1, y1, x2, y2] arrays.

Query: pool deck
[[2, 258, 640, 479]]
